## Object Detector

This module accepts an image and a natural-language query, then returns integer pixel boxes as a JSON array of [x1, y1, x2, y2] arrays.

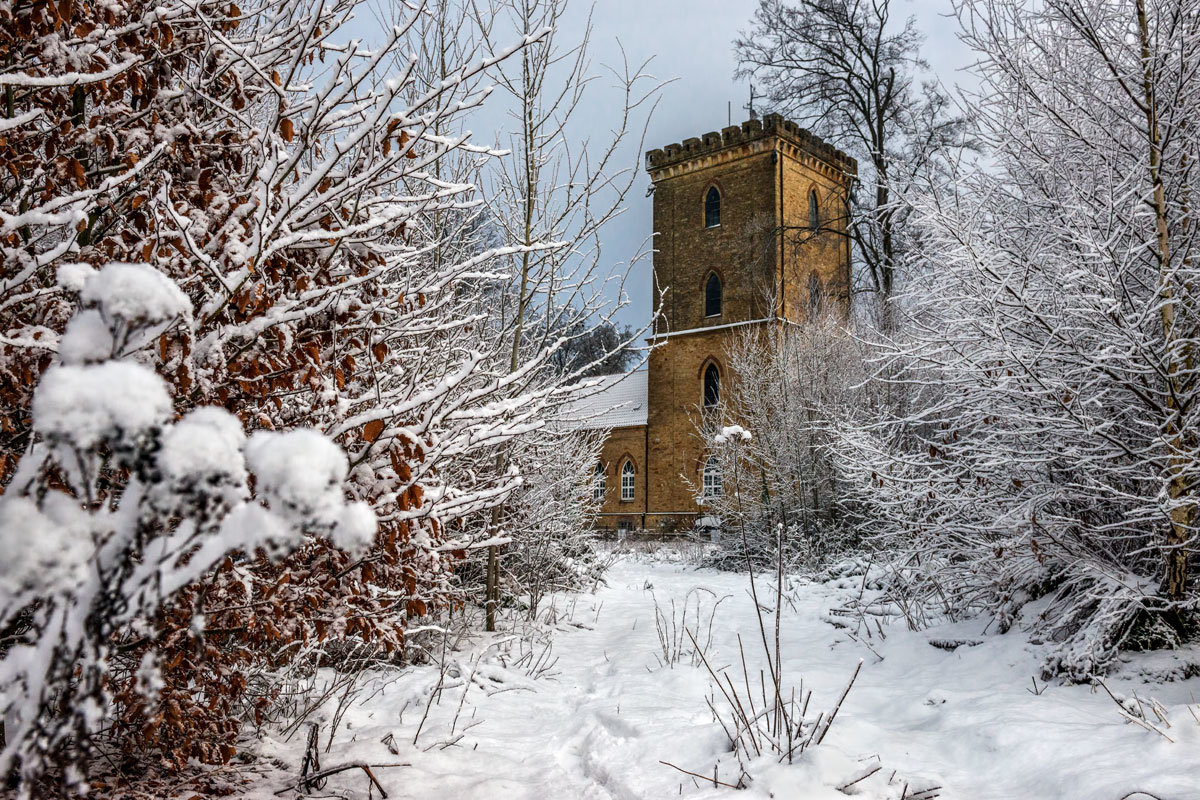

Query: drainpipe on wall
[[776, 146, 785, 322], [844, 179, 854, 318]]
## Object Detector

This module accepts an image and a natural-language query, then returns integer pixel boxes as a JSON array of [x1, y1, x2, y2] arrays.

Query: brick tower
[[641, 113, 857, 531]]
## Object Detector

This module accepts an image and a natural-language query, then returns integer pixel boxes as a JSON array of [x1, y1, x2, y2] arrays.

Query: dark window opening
[[703, 364, 720, 408], [809, 189, 820, 231], [704, 273, 722, 317], [705, 187, 721, 228], [808, 272, 823, 315]]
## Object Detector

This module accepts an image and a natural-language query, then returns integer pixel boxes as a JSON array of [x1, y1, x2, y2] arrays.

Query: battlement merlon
[[644, 113, 858, 179]]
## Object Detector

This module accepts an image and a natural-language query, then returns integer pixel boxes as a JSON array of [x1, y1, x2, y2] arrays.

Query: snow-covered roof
[[561, 370, 648, 430]]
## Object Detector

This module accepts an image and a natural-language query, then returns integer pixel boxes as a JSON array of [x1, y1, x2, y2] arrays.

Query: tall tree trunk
[[485, 31, 539, 632], [1136, 0, 1191, 607]]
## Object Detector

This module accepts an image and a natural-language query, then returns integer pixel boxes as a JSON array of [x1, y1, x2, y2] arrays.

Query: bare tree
[[469, 0, 664, 629], [735, 0, 971, 328], [837, 0, 1200, 678], [698, 306, 873, 568]]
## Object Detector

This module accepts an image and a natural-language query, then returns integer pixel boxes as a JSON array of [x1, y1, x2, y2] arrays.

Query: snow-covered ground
[[252, 554, 1200, 800]]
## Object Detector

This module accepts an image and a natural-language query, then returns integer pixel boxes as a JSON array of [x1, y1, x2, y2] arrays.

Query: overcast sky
[[509, 0, 978, 327], [365, 1, 979, 327]]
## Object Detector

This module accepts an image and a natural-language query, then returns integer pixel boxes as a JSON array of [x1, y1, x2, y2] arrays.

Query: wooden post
[[485, 543, 498, 632]]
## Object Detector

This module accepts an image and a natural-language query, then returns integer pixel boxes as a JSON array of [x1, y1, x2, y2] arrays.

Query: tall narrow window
[[704, 186, 721, 228], [593, 462, 606, 502], [702, 457, 723, 501], [704, 272, 722, 317], [808, 271, 823, 315], [809, 189, 820, 231], [621, 460, 636, 501], [703, 363, 720, 408]]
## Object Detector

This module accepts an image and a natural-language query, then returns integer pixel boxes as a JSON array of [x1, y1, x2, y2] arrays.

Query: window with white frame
[[621, 460, 636, 501], [702, 456, 722, 501], [593, 462, 606, 502]]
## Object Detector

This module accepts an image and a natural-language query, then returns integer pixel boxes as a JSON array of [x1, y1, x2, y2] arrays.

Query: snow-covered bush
[[501, 423, 608, 617], [0, 0, 641, 785], [699, 314, 871, 571], [836, 0, 1200, 678], [0, 264, 375, 795]]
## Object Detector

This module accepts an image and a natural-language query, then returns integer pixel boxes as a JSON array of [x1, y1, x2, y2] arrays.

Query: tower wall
[[650, 135, 779, 336], [777, 137, 854, 322], [642, 115, 856, 531]]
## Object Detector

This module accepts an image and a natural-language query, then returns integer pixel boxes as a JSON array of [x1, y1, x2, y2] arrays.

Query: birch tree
[[838, 0, 1200, 678]]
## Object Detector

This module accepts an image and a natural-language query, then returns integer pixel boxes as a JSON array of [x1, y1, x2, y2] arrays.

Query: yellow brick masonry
[[592, 115, 855, 533]]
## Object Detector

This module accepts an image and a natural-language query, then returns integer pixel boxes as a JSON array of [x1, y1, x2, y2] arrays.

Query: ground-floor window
[[702, 456, 722, 500], [621, 459, 636, 501], [593, 462, 606, 502]]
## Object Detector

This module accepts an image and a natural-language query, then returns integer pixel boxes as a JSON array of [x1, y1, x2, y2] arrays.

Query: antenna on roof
[[744, 84, 759, 121], [728, 100, 731, 127]]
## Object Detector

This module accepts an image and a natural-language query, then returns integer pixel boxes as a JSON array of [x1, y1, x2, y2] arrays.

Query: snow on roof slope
[[561, 370, 648, 430]]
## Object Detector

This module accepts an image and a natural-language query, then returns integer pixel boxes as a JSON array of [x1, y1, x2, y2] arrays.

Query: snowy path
[[255, 557, 1200, 800]]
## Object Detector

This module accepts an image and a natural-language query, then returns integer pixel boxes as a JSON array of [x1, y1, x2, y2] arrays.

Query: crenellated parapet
[[645, 113, 857, 179]]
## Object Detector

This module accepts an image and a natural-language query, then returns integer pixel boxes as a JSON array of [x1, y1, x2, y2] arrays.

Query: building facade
[[578, 114, 856, 534]]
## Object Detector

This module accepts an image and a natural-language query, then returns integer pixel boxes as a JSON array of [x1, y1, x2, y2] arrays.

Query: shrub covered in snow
[[0, 0, 647, 789], [0, 264, 375, 795], [696, 317, 873, 572], [834, 0, 1200, 678]]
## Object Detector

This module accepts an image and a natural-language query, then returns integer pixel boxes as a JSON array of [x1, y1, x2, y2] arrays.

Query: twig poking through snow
[[658, 760, 741, 789]]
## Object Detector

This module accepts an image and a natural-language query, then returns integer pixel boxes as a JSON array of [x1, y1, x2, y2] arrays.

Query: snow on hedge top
[[246, 429, 348, 518], [0, 494, 91, 601], [58, 309, 114, 365], [154, 408, 249, 511], [332, 501, 378, 554], [55, 262, 94, 292], [159, 408, 245, 482], [33, 362, 172, 451], [561, 370, 648, 430], [81, 262, 191, 325], [244, 429, 377, 552], [714, 425, 751, 444]]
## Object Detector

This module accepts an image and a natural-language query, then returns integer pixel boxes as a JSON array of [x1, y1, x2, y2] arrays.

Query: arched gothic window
[[704, 272, 722, 317], [704, 186, 721, 228], [593, 462, 606, 502], [809, 189, 820, 231], [621, 460, 636, 501], [703, 363, 720, 408], [702, 457, 723, 500]]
